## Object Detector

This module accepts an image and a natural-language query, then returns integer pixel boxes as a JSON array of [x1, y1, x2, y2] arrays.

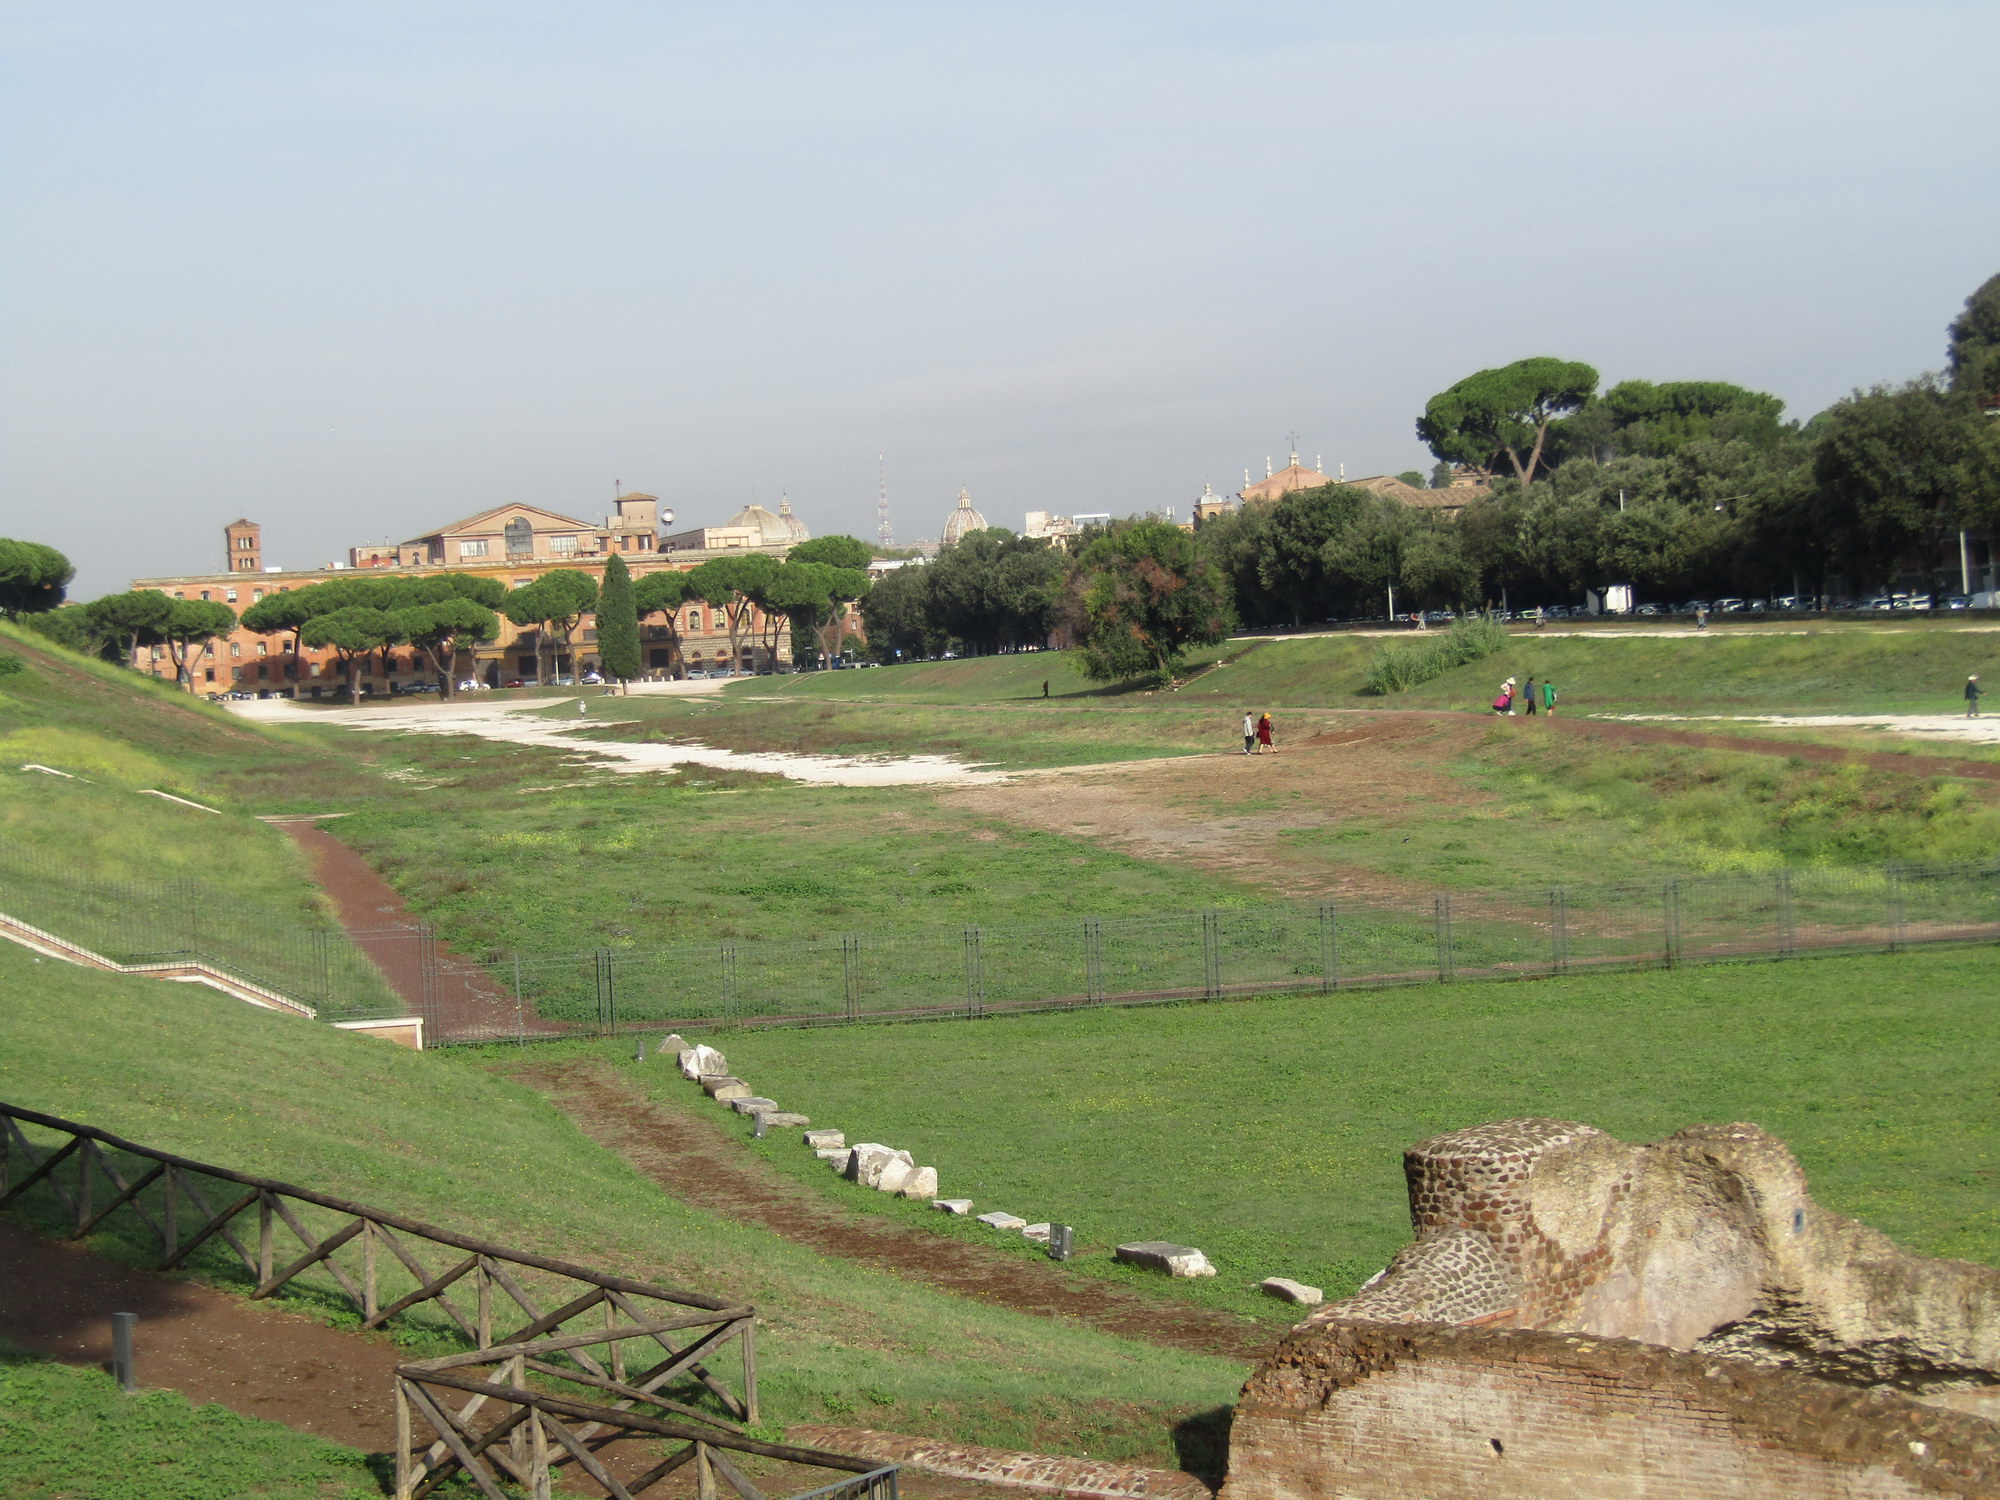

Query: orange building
[[130, 494, 849, 696]]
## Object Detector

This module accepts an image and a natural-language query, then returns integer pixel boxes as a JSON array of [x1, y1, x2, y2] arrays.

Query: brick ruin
[[1219, 1119, 2000, 1498]]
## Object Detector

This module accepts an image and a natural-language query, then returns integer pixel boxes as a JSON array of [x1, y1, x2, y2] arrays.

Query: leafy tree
[[787, 535, 874, 572], [1255, 484, 1370, 625], [300, 606, 402, 704], [1396, 471, 1426, 488], [1194, 503, 1284, 628], [1428, 461, 1455, 490], [1812, 380, 2000, 591], [633, 569, 691, 677], [18, 601, 118, 660], [1322, 498, 1476, 611], [1076, 519, 1235, 684], [1948, 271, 2000, 403], [504, 569, 598, 682], [857, 564, 943, 661], [1416, 357, 1599, 486], [397, 597, 498, 697], [1554, 379, 1787, 464], [88, 589, 176, 663], [158, 598, 239, 694], [595, 555, 641, 688], [923, 529, 1064, 654], [0, 538, 74, 618], [686, 553, 777, 673]]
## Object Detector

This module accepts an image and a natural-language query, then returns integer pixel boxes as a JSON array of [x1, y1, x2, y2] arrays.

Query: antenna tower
[[876, 454, 894, 549]]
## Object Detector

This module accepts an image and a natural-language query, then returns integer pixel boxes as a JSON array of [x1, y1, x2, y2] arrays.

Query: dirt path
[[509, 1060, 1274, 1365], [0, 1219, 404, 1449], [1559, 715, 2000, 780], [268, 816, 565, 1043]]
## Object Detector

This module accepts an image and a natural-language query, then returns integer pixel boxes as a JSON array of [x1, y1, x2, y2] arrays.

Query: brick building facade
[[132, 496, 855, 695]]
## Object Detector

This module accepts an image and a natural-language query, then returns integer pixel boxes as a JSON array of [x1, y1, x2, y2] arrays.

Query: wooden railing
[[0, 1102, 759, 1426], [396, 1337, 896, 1500]]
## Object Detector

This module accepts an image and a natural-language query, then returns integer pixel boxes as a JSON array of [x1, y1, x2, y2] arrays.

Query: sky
[[3, 2, 1997, 596]]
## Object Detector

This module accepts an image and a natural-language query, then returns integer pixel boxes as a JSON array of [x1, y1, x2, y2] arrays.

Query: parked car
[[1773, 595, 1811, 611], [503, 678, 536, 688], [1905, 594, 1934, 611], [1714, 597, 1747, 613], [1745, 598, 1769, 612], [1633, 602, 1663, 616], [1826, 597, 1856, 612], [1944, 594, 1973, 610], [1863, 595, 1897, 611]]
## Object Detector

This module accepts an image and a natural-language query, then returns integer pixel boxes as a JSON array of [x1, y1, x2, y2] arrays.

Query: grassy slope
[[0, 1345, 391, 1500], [0, 630, 400, 1011], [771, 628, 2000, 719], [0, 943, 1242, 1465], [678, 945, 2000, 1321]]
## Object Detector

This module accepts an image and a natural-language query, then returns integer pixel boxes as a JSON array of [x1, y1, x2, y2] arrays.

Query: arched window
[[504, 517, 534, 556]]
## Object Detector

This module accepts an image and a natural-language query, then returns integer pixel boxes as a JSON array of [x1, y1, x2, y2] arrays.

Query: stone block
[[1115, 1241, 1216, 1278], [679, 1044, 728, 1080], [820, 1149, 854, 1173], [1022, 1222, 1052, 1243], [1260, 1277, 1324, 1306], [804, 1129, 846, 1151], [763, 1112, 809, 1128], [848, 1144, 915, 1188], [933, 1199, 974, 1215], [977, 1212, 1027, 1231], [729, 1096, 778, 1115], [875, 1158, 914, 1194], [708, 1082, 752, 1103], [898, 1166, 939, 1200], [659, 1033, 687, 1055], [702, 1075, 747, 1096]]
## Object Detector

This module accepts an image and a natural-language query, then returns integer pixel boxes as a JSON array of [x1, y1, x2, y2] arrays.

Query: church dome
[[725, 494, 811, 547], [941, 487, 988, 546]]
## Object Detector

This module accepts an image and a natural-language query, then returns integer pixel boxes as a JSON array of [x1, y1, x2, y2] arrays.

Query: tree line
[[4, 534, 875, 701]]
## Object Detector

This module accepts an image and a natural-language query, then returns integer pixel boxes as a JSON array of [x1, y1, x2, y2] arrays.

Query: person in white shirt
[[1241, 712, 1255, 754]]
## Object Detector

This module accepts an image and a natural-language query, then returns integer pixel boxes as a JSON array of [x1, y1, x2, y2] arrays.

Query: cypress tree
[[597, 553, 642, 688]]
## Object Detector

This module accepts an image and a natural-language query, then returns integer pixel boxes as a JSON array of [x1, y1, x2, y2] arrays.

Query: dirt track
[[508, 1060, 1274, 1365]]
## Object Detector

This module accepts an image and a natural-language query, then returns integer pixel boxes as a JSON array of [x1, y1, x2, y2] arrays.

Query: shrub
[[0, 652, 22, 678], [1362, 615, 1507, 695]]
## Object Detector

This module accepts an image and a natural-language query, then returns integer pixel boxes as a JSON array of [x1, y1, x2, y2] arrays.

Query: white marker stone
[[933, 1199, 974, 1215], [1115, 1241, 1217, 1278], [977, 1212, 1027, 1231], [1260, 1277, 1324, 1306]]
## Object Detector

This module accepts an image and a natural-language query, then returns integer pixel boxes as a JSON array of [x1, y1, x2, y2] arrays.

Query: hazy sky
[[4, 2, 1997, 596]]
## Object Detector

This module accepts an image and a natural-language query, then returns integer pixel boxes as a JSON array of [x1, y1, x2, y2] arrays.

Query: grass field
[[0, 1344, 396, 1500], [0, 941, 1243, 1468], [768, 626, 2000, 720], [626, 944, 2000, 1322]]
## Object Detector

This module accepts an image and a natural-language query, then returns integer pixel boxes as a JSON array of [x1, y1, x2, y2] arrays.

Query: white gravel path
[[1603, 712, 2000, 746], [228, 694, 1014, 786]]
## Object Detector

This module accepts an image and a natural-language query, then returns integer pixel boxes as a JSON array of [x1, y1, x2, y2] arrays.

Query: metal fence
[[7, 852, 2000, 1045]]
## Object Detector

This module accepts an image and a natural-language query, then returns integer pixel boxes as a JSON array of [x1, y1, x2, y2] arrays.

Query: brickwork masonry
[[1224, 1321, 2000, 1500]]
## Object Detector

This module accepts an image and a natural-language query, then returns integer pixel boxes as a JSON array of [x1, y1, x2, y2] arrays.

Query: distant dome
[[941, 487, 988, 546], [725, 494, 811, 547]]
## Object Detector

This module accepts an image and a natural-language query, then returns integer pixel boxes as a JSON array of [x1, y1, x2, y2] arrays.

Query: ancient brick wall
[[1223, 1322, 2000, 1500]]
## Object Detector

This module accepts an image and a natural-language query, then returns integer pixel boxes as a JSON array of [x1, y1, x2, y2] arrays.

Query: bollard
[[752, 1113, 766, 1139], [634, 1038, 648, 1062], [112, 1312, 137, 1393], [1047, 1224, 1073, 1262]]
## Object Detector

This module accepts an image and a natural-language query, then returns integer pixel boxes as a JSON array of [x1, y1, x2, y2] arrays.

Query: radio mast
[[876, 454, 894, 549]]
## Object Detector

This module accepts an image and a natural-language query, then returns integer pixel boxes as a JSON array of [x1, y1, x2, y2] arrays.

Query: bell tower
[[224, 518, 262, 573]]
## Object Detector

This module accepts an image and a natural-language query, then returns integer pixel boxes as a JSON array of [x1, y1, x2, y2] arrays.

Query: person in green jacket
[[1543, 679, 1558, 716]]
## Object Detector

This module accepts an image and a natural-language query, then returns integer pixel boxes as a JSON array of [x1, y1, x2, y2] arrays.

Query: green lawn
[[767, 628, 2000, 720], [654, 944, 2000, 1323], [0, 1345, 396, 1500], [0, 943, 1242, 1467]]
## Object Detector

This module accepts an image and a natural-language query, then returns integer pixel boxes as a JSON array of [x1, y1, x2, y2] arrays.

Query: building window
[[550, 535, 579, 555], [225, 588, 238, 603], [237, 535, 256, 550], [460, 539, 489, 558], [199, 590, 211, 601], [231, 666, 243, 680], [688, 612, 703, 631], [514, 578, 532, 587], [257, 663, 268, 680], [203, 642, 215, 657], [504, 517, 533, 555], [253, 589, 265, 601], [229, 643, 241, 657], [582, 629, 598, 642], [256, 641, 268, 655], [150, 646, 163, 661], [204, 669, 216, 683]]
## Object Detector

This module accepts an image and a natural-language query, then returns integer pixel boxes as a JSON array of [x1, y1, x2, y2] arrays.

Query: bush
[[1362, 615, 1507, 695], [0, 652, 22, 678]]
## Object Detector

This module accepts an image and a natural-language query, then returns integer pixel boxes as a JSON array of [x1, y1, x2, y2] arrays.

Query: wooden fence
[[0, 1101, 759, 1429]]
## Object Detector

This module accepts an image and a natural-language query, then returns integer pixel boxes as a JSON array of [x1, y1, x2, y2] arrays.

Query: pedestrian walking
[[1543, 679, 1558, 716], [1492, 678, 1513, 715], [1241, 711, 1256, 754], [1523, 675, 1538, 715], [1257, 712, 1276, 753], [1696, 605, 1709, 631], [577, 698, 588, 716], [1967, 675, 1983, 718], [1042, 680, 1049, 698]]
